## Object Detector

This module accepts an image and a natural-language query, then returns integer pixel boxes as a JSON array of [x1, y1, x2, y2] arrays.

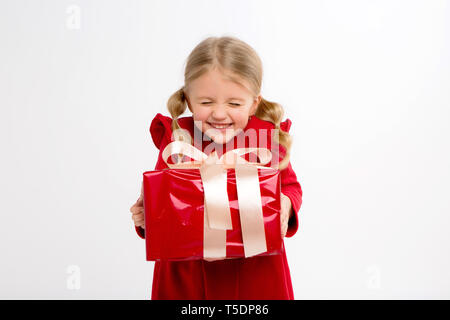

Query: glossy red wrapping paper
[[143, 167, 282, 261]]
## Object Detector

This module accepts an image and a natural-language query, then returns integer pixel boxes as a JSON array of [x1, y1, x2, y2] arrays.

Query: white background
[[1, 0, 449, 299]]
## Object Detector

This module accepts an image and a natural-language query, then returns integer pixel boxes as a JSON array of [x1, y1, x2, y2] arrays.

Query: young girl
[[130, 36, 303, 300]]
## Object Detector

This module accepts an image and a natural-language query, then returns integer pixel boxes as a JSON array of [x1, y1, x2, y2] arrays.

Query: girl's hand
[[130, 182, 145, 228], [204, 193, 292, 261], [280, 193, 293, 238]]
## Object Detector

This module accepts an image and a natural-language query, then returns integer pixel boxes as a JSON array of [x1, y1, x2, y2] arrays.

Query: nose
[[211, 105, 228, 121]]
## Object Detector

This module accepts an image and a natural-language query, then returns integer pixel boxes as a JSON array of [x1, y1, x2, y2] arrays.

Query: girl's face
[[185, 68, 261, 144]]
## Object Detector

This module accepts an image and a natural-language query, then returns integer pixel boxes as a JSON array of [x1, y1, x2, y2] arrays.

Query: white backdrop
[[1, 0, 449, 299]]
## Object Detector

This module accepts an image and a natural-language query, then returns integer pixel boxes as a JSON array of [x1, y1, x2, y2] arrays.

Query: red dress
[[135, 113, 303, 300]]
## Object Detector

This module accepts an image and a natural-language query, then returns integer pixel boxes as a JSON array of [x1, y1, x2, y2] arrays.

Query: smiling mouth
[[207, 122, 233, 129]]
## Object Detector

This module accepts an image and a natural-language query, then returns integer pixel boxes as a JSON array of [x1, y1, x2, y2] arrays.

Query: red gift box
[[143, 141, 282, 261]]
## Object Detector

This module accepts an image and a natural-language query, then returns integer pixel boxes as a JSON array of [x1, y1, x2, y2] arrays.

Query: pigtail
[[167, 86, 192, 145], [255, 97, 292, 170], [166, 86, 192, 164]]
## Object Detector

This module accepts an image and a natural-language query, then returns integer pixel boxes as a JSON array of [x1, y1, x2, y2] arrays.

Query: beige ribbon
[[161, 140, 275, 259]]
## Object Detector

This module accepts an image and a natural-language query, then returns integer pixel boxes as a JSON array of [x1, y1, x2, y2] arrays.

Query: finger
[[132, 199, 143, 210], [135, 220, 145, 228], [131, 203, 144, 213], [130, 206, 139, 214], [131, 207, 144, 215], [133, 210, 144, 218], [133, 215, 144, 223], [134, 220, 145, 228], [136, 216, 145, 226], [133, 212, 144, 220], [130, 199, 144, 211], [133, 216, 145, 225], [132, 213, 144, 221]]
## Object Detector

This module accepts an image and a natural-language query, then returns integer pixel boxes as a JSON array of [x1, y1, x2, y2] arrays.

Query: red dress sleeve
[[135, 113, 173, 239], [149, 113, 173, 150], [279, 118, 303, 238]]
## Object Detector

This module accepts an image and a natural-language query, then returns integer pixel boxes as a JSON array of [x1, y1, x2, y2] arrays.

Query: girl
[[130, 36, 303, 300]]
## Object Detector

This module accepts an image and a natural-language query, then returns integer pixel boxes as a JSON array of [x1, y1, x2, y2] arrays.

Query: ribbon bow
[[161, 140, 275, 259]]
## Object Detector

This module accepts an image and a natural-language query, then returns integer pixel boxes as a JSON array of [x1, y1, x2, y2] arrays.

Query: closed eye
[[201, 102, 241, 106]]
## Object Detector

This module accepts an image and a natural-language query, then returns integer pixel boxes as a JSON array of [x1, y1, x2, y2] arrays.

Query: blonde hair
[[166, 36, 292, 170]]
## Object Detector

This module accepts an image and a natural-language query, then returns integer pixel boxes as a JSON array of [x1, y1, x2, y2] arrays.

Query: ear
[[250, 94, 261, 115]]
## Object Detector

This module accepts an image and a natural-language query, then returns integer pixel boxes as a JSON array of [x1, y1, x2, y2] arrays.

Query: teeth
[[210, 123, 231, 129]]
